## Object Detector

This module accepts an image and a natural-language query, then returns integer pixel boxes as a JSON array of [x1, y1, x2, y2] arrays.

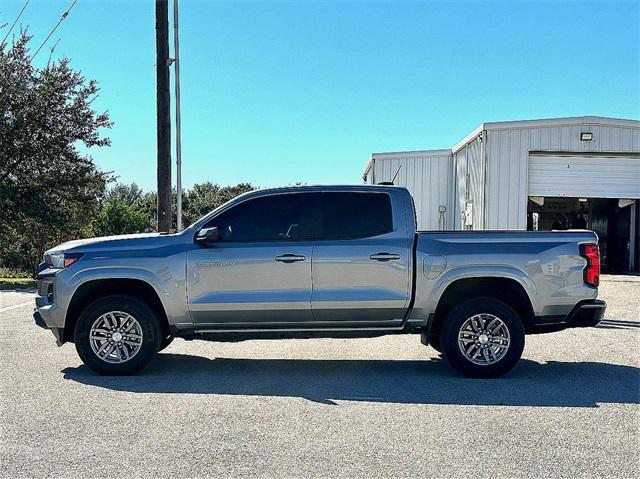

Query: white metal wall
[[365, 152, 453, 230], [483, 121, 640, 229], [366, 117, 640, 232], [453, 137, 485, 229]]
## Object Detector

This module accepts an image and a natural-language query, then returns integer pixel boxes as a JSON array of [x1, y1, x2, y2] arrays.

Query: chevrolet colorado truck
[[33, 185, 605, 377]]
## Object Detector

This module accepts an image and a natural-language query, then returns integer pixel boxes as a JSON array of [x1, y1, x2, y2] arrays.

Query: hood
[[46, 232, 174, 254]]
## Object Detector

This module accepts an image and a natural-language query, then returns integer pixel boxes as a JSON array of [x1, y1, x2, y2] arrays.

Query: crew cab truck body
[[33, 185, 605, 377]]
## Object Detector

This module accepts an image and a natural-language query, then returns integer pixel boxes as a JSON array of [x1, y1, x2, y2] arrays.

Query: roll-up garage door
[[528, 154, 640, 198]]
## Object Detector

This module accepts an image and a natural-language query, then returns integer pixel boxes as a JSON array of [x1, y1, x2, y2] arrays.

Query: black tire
[[441, 297, 525, 378], [157, 335, 174, 352], [74, 295, 162, 375]]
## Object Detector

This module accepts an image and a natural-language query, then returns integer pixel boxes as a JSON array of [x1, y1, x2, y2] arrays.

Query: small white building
[[363, 116, 640, 272]]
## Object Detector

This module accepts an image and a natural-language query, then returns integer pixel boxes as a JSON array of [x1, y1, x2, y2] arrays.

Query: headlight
[[45, 252, 84, 269]]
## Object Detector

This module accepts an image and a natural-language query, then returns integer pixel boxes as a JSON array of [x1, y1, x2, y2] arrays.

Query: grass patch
[[0, 268, 32, 279], [0, 277, 37, 290]]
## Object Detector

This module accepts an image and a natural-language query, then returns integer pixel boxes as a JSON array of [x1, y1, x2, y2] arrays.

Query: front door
[[311, 191, 412, 325], [187, 192, 319, 328]]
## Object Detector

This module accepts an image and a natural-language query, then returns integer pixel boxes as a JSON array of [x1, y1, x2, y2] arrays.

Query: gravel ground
[[1, 275, 638, 478]]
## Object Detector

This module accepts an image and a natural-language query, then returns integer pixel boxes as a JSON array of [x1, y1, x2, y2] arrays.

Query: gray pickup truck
[[34, 185, 605, 377]]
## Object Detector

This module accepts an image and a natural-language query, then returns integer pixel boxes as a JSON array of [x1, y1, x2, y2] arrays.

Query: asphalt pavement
[[1, 275, 639, 478]]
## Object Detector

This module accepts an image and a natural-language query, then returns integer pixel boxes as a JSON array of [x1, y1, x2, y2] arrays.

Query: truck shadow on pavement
[[596, 319, 640, 330], [62, 354, 640, 407]]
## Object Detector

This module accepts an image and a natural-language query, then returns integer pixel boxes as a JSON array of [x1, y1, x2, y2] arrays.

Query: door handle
[[370, 252, 401, 261], [275, 254, 306, 263]]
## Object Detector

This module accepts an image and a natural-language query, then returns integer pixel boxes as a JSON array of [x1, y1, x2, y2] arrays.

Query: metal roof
[[365, 116, 640, 176], [452, 116, 640, 153], [364, 149, 452, 177], [370, 149, 452, 159]]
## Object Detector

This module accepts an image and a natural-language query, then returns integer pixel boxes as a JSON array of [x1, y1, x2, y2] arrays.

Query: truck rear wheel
[[441, 297, 525, 378], [74, 295, 162, 375]]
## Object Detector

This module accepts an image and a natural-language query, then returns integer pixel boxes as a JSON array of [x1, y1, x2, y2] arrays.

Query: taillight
[[580, 244, 600, 287]]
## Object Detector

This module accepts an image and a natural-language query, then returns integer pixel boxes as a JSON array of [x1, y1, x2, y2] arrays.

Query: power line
[[32, 0, 78, 60], [1, 0, 31, 48]]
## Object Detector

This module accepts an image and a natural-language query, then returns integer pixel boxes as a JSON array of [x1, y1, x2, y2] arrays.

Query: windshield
[[187, 191, 255, 232]]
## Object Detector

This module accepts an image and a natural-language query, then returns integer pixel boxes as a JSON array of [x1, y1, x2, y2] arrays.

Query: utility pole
[[173, 0, 183, 231], [155, 0, 172, 232]]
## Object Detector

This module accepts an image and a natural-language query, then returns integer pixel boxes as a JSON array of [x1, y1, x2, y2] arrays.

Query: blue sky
[[3, 0, 639, 190]]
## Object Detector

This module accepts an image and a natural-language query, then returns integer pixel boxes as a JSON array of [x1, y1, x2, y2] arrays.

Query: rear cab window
[[318, 192, 393, 240]]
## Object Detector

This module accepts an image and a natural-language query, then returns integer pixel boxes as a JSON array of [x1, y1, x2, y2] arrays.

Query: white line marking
[[0, 301, 34, 314]]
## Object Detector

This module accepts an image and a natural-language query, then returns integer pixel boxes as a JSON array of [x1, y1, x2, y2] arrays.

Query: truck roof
[[248, 184, 405, 195]]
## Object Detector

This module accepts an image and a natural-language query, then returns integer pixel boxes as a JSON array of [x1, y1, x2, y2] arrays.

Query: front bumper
[[34, 267, 66, 345], [32, 308, 64, 345], [33, 310, 47, 329]]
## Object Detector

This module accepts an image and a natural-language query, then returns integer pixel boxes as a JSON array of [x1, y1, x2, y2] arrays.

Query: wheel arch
[[429, 275, 536, 339], [64, 278, 170, 343]]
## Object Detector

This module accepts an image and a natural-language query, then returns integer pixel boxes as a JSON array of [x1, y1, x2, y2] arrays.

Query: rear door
[[311, 191, 412, 325], [187, 192, 319, 328]]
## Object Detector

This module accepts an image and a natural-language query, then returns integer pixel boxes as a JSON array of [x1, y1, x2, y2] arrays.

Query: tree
[[99, 181, 256, 233], [104, 183, 146, 207], [0, 34, 111, 275], [93, 198, 150, 237]]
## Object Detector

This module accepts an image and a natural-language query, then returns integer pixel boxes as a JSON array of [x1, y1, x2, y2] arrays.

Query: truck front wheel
[[441, 297, 525, 378], [74, 295, 162, 375], [427, 332, 443, 353]]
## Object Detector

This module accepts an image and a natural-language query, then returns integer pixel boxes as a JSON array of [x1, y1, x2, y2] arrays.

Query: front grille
[[37, 279, 53, 299]]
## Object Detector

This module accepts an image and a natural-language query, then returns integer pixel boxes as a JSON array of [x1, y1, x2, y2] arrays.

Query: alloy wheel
[[89, 311, 144, 364], [457, 313, 511, 366]]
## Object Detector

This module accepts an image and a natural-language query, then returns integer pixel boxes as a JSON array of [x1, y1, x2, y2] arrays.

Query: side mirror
[[196, 226, 219, 244]]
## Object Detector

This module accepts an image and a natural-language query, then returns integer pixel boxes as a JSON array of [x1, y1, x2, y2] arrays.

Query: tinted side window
[[208, 193, 317, 242], [319, 192, 393, 240]]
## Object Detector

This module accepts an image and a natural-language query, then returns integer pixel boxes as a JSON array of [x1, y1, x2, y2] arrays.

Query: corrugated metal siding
[[453, 148, 466, 229], [467, 138, 485, 229], [453, 137, 485, 230], [529, 155, 640, 198], [485, 121, 640, 229], [485, 129, 529, 229], [368, 153, 453, 230]]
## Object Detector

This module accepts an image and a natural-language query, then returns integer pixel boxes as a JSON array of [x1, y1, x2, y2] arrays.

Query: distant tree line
[[1, 180, 255, 276], [0, 33, 254, 276], [96, 181, 255, 237]]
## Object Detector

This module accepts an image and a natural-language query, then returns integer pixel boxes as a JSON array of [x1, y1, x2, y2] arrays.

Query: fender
[[57, 265, 191, 329], [428, 265, 539, 317]]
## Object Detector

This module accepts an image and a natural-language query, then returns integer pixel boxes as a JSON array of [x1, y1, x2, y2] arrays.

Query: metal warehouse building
[[363, 116, 640, 272]]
